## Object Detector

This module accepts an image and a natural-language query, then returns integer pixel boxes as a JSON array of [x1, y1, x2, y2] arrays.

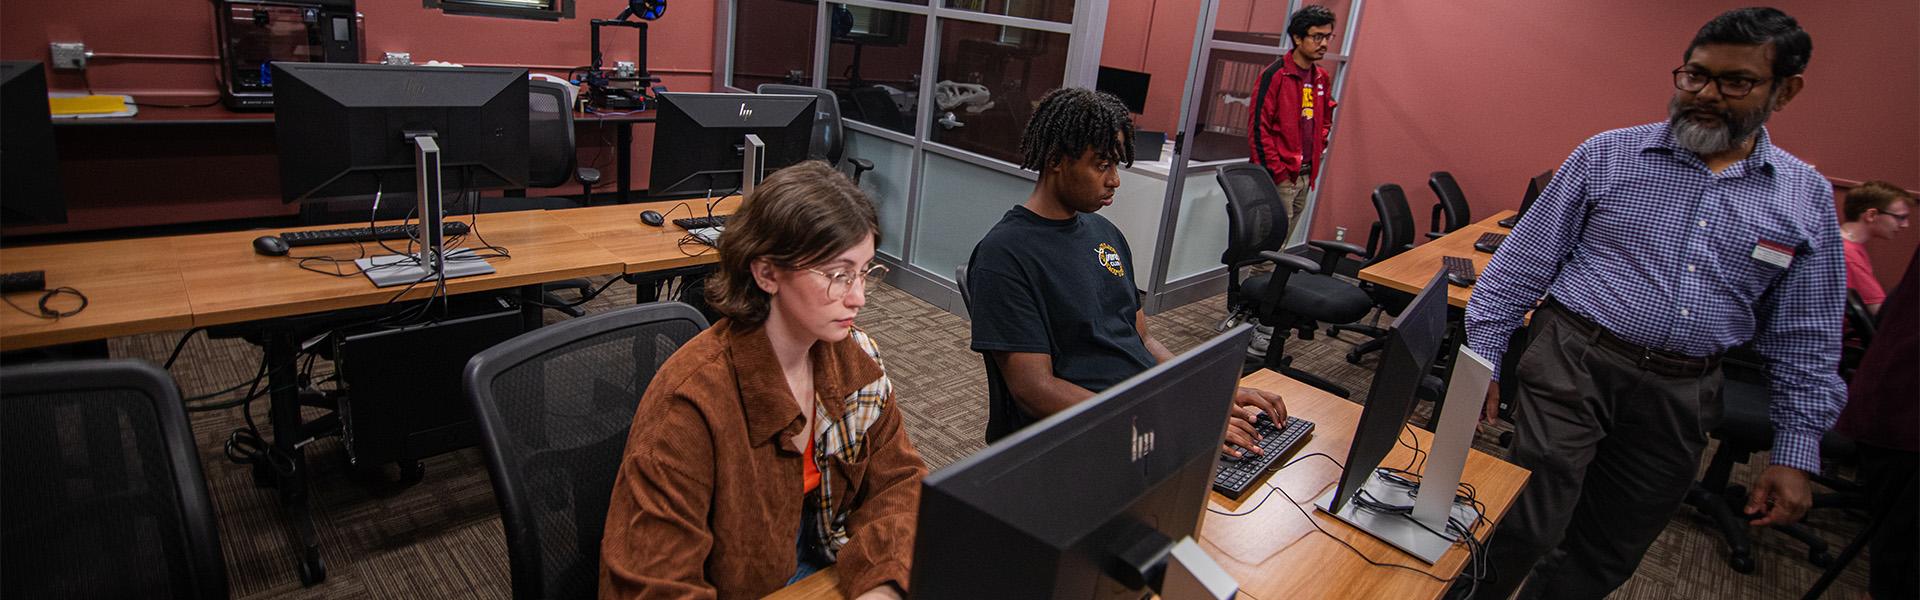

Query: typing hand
[[1746, 465, 1813, 527], [1222, 405, 1265, 459], [1234, 386, 1287, 425]]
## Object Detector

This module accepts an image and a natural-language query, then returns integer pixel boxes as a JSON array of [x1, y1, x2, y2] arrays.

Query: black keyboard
[[278, 222, 471, 247], [672, 215, 728, 230], [1473, 232, 1507, 253], [1212, 415, 1316, 498], [1444, 256, 1478, 286]]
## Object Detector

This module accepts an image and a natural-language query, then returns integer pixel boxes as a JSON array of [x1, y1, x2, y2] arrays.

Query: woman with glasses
[[601, 161, 924, 600]]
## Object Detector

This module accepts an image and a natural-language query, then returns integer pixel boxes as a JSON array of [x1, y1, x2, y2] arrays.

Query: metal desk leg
[[520, 285, 545, 330], [617, 121, 634, 203], [264, 328, 327, 586]]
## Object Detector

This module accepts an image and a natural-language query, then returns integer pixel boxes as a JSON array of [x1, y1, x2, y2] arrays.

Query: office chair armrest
[[1425, 231, 1449, 240], [1258, 250, 1320, 274], [845, 157, 876, 184], [1307, 239, 1366, 262]]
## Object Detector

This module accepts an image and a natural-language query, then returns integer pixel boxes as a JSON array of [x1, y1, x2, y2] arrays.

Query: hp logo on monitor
[[738, 103, 754, 120], [1130, 417, 1155, 462]]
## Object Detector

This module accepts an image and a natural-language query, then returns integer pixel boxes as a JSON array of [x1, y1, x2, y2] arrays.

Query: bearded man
[[1456, 7, 1846, 599]]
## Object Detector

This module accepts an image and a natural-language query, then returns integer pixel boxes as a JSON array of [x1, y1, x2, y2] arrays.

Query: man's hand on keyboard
[[1221, 387, 1287, 458]]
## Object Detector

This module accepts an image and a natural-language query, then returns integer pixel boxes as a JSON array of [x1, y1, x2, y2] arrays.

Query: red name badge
[[1752, 239, 1795, 268]]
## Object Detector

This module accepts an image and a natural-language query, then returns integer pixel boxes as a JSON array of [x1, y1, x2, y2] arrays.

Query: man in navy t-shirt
[[967, 87, 1287, 457]]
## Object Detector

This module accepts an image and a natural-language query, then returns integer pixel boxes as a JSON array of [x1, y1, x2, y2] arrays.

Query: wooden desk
[[769, 370, 1530, 600], [0, 237, 194, 351], [547, 196, 741, 273], [170, 211, 625, 327], [1357, 211, 1516, 308]]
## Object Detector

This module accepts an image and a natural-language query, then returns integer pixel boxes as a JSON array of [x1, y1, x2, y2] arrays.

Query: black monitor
[[1096, 66, 1151, 114], [1324, 270, 1451, 515], [912, 325, 1254, 599], [271, 62, 529, 204], [1, 61, 65, 226], [648, 92, 814, 199]]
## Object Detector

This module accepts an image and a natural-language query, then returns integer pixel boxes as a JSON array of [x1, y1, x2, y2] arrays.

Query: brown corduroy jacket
[[599, 320, 925, 599]]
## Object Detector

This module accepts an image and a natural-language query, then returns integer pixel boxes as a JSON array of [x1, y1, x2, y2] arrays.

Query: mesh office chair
[[1217, 163, 1373, 398], [463, 302, 709, 600], [528, 80, 597, 316], [1, 359, 229, 599], [957, 263, 1027, 444], [1426, 171, 1472, 239], [1686, 295, 1878, 574], [756, 84, 875, 183], [1328, 183, 1420, 364]]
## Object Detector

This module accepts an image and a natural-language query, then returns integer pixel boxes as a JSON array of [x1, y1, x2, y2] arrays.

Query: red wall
[[1100, 1, 1918, 289], [1315, 0, 1920, 289], [0, 0, 718, 235]]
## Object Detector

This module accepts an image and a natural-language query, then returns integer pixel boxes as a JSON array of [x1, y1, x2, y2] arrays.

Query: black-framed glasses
[[803, 264, 889, 300], [1877, 209, 1911, 224], [1302, 32, 1335, 43], [1672, 67, 1768, 99]]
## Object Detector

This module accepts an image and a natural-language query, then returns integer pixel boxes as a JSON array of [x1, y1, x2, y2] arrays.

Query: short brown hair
[[1844, 180, 1914, 221], [706, 161, 879, 325]]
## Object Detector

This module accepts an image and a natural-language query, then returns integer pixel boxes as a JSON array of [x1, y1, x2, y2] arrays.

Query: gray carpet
[[102, 276, 1870, 599]]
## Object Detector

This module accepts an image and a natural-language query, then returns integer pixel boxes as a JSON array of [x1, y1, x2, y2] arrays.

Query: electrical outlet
[[615, 61, 637, 78], [382, 52, 412, 66], [1335, 226, 1347, 242], [49, 42, 90, 70]]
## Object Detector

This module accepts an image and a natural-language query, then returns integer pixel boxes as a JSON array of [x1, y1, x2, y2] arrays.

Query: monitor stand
[[356, 248, 495, 288], [356, 132, 497, 288], [1313, 346, 1494, 564]]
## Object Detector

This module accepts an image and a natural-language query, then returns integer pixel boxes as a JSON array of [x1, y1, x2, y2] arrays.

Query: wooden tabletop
[[1357, 211, 1516, 308], [545, 196, 740, 273], [171, 210, 625, 327], [51, 105, 654, 127], [0, 237, 194, 351], [769, 369, 1530, 600]]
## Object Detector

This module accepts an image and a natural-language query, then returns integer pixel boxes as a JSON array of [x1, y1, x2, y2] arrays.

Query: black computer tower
[[334, 304, 523, 469]]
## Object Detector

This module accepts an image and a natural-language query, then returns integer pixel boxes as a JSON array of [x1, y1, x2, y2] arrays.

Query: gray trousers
[[1477, 302, 1724, 600]]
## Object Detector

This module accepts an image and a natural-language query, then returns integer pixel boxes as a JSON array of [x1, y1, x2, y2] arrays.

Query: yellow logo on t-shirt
[[1300, 85, 1315, 119], [1095, 243, 1125, 277]]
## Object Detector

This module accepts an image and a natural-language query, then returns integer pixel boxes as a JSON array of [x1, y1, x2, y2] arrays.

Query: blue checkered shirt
[[1464, 122, 1846, 473]]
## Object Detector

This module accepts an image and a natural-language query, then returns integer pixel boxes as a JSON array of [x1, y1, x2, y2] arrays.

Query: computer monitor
[[648, 92, 814, 199], [912, 325, 1254, 599], [1312, 270, 1486, 563], [1323, 270, 1450, 515], [272, 63, 529, 203], [1, 61, 65, 226], [1096, 66, 1151, 114]]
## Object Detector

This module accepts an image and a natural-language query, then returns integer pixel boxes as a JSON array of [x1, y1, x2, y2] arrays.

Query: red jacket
[[1248, 56, 1336, 185]]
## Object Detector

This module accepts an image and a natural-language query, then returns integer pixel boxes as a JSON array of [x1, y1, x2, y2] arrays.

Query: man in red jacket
[[1249, 5, 1338, 241]]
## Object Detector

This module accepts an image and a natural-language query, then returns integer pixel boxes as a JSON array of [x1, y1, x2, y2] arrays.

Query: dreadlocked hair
[[1018, 87, 1135, 172]]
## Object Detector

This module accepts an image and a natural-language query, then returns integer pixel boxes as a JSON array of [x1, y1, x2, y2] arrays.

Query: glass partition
[[926, 19, 1069, 164], [731, 0, 819, 91], [828, 4, 927, 135]]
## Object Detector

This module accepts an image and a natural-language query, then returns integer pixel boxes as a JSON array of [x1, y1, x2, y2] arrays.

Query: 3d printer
[[581, 0, 665, 110], [211, 0, 363, 110]]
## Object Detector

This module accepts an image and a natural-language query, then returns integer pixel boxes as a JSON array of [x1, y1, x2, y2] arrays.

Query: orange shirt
[[803, 436, 820, 494]]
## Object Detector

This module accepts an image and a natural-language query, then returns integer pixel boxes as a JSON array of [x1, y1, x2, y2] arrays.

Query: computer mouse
[[639, 210, 665, 227], [1446, 271, 1477, 287], [253, 235, 290, 257]]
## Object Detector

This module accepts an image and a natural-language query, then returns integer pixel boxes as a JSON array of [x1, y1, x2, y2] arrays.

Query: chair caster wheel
[[299, 547, 327, 585], [1345, 350, 1363, 365]]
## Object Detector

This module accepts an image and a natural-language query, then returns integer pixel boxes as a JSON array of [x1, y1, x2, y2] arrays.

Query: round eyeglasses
[[803, 264, 889, 300]]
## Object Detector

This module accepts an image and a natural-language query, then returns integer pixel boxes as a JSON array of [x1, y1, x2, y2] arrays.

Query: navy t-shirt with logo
[[968, 205, 1156, 434]]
